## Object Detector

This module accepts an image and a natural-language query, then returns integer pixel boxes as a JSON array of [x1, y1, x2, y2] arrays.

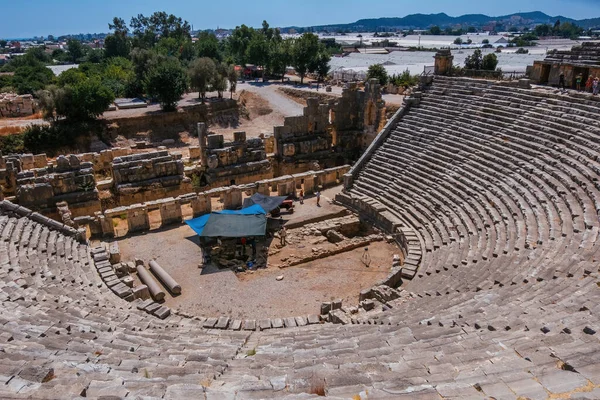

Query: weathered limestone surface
[[0, 93, 35, 117]]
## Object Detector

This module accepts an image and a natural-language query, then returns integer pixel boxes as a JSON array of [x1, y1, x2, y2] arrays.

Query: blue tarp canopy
[[242, 193, 289, 213], [185, 204, 266, 237]]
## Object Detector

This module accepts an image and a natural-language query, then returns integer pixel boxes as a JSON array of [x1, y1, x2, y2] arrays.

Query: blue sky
[[1, 0, 599, 38]]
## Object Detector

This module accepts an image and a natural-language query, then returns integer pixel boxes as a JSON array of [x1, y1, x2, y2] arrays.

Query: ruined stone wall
[[191, 123, 273, 190], [104, 100, 238, 139], [77, 165, 350, 238], [0, 93, 35, 118], [112, 151, 192, 206], [272, 80, 385, 176], [14, 154, 101, 217]]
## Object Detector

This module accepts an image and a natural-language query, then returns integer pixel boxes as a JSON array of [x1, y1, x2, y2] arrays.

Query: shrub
[[482, 53, 499, 71], [0, 133, 26, 154], [21, 120, 103, 155], [366, 64, 388, 86], [390, 69, 419, 88]]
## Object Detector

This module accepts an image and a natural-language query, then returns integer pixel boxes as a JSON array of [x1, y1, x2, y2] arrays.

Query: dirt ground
[[117, 224, 396, 320], [114, 185, 400, 320]]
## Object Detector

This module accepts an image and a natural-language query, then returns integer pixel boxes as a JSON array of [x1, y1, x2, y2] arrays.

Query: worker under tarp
[[242, 193, 289, 213], [185, 204, 266, 237]]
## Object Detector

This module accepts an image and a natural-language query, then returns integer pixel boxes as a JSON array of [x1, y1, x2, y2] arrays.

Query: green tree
[[246, 34, 270, 78], [67, 77, 114, 119], [85, 49, 104, 63], [196, 31, 222, 61], [314, 48, 331, 82], [270, 38, 293, 81], [188, 57, 216, 102], [37, 77, 114, 122], [366, 64, 389, 86], [0, 74, 13, 91], [213, 62, 228, 99], [101, 57, 135, 97], [51, 49, 71, 63], [67, 39, 84, 63], [464, 49, 483, 70], [11, 62, 55, 94], [105, 17, 131, 58], [292, 33, 320, 84], [227, 24, 255, 64], [227, 64, 238, 99], [534, 24, 551, 37], [482, 53, 498, 71], [0, 40, 7, 48], [130, 12, 191, 48], [144, 57, 188, 111], [482, 39, 490, 44], [130, 48, 161, 96], [57, 68, 86, 87], [454, 37, 463, 45], [429, 26, 442, 35]]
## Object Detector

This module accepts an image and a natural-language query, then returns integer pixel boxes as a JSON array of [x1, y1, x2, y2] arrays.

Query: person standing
[[559, 73, 566, 90], [241, 237, 247, 256], [299, 189, 304, 205], [594, 77, 599, 96], [586, 75, 594, 93], [316, 191, 321, 207], [576, 74, 583, 91], [279, 226, 287, 246]]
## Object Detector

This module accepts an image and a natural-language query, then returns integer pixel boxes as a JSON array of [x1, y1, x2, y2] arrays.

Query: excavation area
[[115, 186, 399, 320]]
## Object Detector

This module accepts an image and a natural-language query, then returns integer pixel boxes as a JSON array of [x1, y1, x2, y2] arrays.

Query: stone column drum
[[149, 260, 181, 295], [136, 264, 165, 301]]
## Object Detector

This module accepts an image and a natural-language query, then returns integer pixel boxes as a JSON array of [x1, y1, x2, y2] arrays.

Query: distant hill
[[282, 11, 600, 32]]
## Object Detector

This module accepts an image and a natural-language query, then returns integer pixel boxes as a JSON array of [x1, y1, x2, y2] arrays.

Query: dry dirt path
[[238, 82, 305, 117]]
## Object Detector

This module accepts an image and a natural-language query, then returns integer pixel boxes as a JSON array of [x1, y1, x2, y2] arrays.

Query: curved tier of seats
[[3, 77, 600, 399]]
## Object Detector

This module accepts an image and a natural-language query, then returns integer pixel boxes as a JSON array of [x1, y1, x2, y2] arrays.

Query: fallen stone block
[[216, 316, 230, 329], [133, 285, 150, 300], [153, 306, 171, 320], [203, 318, 218, 329]]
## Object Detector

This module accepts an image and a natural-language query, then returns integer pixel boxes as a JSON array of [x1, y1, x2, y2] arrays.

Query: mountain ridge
[[282, 11, 600, 32]]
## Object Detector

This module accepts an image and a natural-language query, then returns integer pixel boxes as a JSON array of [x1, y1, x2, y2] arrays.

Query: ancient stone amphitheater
[[2, 76, 600, 399]]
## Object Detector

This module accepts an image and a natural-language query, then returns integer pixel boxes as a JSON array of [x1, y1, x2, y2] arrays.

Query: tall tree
[[314, 48, 331, 82], [270, 38, 293, 81], [246, 34, 269, 77], [196, 31, 222, 61], [213, 62, 229, 99], [464, 49, 483, 70], [227, 24, 254, 64], [144, 57, 188, 111], [67, 39, 84, 63], [227, 64, 238, 99], [105, 17, 131, 58], [188, 57, 216, 102], [130, 12, 191, 48], [292, 33, 320, 84]]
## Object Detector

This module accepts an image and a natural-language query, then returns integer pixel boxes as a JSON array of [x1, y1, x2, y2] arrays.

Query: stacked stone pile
[[0, 92, 35, 118]]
